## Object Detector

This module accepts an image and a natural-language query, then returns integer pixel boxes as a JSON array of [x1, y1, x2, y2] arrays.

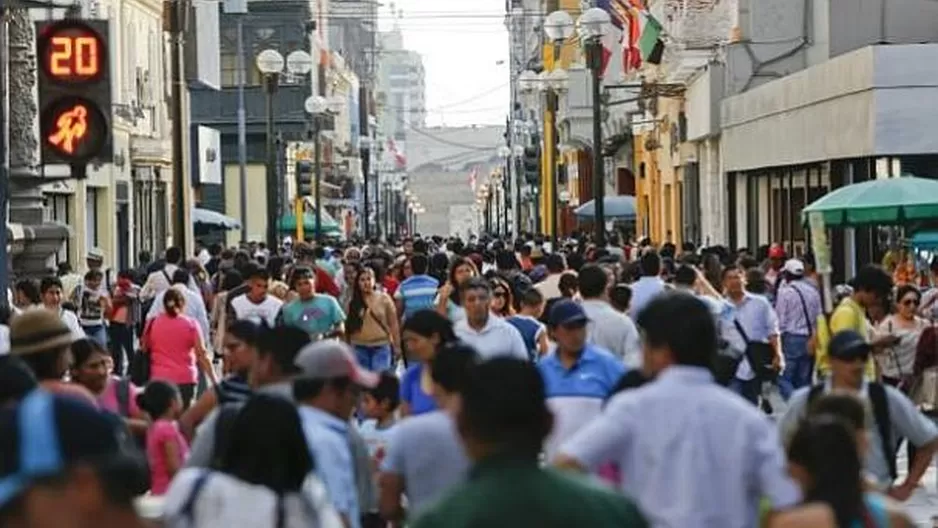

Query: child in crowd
[[138, 380, 188, 495], [358, 372, 400, 528]]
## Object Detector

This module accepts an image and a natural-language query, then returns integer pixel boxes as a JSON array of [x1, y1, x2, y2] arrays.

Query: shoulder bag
[[733, 319, 777, 381], [130, 318, 154, 386]]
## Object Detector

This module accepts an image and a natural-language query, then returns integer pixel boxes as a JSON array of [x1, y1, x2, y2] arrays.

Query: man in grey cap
[[294, 340, 379, 528]]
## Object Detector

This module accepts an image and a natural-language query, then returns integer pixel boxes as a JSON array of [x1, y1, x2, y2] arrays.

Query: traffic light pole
[[313, 115, 322, 245], [169, 0, 188, 252], [0, 12, 10, 309]]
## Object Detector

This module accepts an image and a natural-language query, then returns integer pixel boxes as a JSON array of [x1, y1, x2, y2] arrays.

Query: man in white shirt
[[454, 278, 528, 360], [228, 267, 283, 327], [140, 246, 199, 300], [38, 276, 85, 339], [534, 254, 568, 301], [578, 264, 641, 368]]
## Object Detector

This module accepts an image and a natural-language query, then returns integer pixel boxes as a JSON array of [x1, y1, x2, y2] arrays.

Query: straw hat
[[9, 308, 76, 356]]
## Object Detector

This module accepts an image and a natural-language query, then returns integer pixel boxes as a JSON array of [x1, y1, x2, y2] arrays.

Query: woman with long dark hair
[[489, 277, 515, 318], [345, 264, 400, 372], [784, 415, 910, 528], [434, 257, 477, 324], [163, 394, 342, 527], [399, 310, 458, 417]]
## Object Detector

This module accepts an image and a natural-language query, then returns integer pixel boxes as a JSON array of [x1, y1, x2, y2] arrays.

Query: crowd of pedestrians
[[1, 234, 937, 527]]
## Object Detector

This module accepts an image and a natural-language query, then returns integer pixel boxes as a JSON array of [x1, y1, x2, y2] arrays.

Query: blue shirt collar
[[657, 365, 714, 385], [298, 405, 349, 433], [542, 344, 601, 370]]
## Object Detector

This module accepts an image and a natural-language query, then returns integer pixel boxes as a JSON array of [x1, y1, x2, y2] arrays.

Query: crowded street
[[6, 0, 938, 527]]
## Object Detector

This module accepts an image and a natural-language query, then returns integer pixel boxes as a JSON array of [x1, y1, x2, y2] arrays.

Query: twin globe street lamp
[[302, 94, 342, 244], [256, 48, 313, 248], [522, 7, 610, 246]]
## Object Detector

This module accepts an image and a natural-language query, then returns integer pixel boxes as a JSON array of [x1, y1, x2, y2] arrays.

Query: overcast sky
[[378, 0, 510, 128]]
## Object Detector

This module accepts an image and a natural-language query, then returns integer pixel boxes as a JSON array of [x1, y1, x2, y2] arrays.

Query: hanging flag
[[468, 167, 478, 191], [638, 13, 664, 63], [386, 138, 407, 170]]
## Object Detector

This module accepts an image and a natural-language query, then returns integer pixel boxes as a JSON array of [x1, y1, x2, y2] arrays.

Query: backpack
[[807, 383, 896, 480]]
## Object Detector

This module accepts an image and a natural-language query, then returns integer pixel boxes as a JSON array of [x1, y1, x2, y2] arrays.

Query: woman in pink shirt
[[141, 288, 217, 408], [69, 338, 148, 437], [137, 380, 188, 495]]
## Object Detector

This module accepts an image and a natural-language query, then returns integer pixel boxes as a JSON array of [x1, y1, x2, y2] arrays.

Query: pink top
[[146, 419, 189, 495], [96, 376, 141, 416], [145, 314, 201, 385], [597, 462, 622, 488]]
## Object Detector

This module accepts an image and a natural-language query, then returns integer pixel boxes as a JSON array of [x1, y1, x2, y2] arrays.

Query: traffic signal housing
[[523, 145, 541, 186], [36, 19, 113, 167], [296, 161, 314, 197]]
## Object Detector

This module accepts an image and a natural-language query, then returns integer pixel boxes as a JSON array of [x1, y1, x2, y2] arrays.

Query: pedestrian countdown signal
[[36, 19, 112, 165]]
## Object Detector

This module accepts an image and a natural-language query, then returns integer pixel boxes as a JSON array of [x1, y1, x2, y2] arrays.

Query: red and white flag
[[387, 138, 407, 170]]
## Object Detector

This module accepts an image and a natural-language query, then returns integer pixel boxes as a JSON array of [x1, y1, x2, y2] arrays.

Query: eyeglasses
[[901, 298, 920, 307], [494, 291, 507, 298]]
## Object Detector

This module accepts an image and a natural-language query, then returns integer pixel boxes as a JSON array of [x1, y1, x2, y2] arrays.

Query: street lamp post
[[256, 49, 312, 249], [256, 50, 285, 250], [542, 10, 574, 247], [512, 144, 525, 236], [303, 95, 327, 243], [497, 145, 511, 236], [579, 8, 611, 247]]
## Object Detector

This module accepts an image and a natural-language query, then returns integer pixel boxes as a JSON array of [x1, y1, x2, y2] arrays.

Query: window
[[86, 188, 99, 250], [44, 194, 70, 264], [220, 52, 239, 87]]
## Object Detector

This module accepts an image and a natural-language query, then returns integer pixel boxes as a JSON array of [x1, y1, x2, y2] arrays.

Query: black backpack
[[807, 383, 896, 480]]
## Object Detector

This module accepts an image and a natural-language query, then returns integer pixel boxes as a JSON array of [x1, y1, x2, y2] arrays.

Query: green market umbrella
[[277, 211, 341, 235], [802, 176, 938, 227]]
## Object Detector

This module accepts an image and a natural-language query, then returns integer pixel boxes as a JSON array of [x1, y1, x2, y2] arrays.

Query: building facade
[[376, 26, 426, 143]]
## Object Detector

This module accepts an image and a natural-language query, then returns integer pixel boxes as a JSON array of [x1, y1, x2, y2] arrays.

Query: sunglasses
[[494, 290, 507, 298], [901, 298, 920, 307]]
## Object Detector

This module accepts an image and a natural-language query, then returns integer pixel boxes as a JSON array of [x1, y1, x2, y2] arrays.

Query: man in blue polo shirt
[[394, 254, 439, 321], [538, 300, 626, 458]]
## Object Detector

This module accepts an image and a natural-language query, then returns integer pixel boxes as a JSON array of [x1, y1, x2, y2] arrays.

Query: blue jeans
[[779, 333, 812, 401], [82, 324, 108, 348], [354, 344, 392, 372], [729, 377, 761, 405]]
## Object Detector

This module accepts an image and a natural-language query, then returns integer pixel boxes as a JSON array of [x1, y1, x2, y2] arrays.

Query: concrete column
[[8, 9, 68, 277]]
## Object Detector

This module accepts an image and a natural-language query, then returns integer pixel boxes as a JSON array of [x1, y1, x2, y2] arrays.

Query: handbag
[[130, 318, 154, 386], [733, 319, 777, 381]]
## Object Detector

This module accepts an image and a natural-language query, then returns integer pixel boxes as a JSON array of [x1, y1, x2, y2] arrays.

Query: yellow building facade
[[634, 95, 687, 247]]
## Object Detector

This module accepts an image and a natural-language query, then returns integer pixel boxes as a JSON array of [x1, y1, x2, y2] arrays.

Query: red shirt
[[382, 276, 400, 297], [314, 266, 340, 297]]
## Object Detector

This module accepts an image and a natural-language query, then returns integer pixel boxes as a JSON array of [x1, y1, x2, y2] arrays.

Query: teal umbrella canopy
[[802, 176, 938, 226], [574, 195, 637, 220], [277, 212, 341, 234]]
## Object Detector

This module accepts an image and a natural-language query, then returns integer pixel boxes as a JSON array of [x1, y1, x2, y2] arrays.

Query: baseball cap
[[828, 329, 872, 360], [783, 258, 805, 276], [0, 390, 145, 508], [548, 300, 589, 327], [294, 340, 379, 388], [768, 243, 786, 259]]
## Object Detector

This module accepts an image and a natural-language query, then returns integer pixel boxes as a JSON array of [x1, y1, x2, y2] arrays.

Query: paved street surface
[[897, 449, 938, 526]]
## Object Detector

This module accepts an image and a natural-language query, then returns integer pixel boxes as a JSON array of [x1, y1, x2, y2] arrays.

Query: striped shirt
[[215, 375, 252, 405], [394, 274, 439, 320]]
